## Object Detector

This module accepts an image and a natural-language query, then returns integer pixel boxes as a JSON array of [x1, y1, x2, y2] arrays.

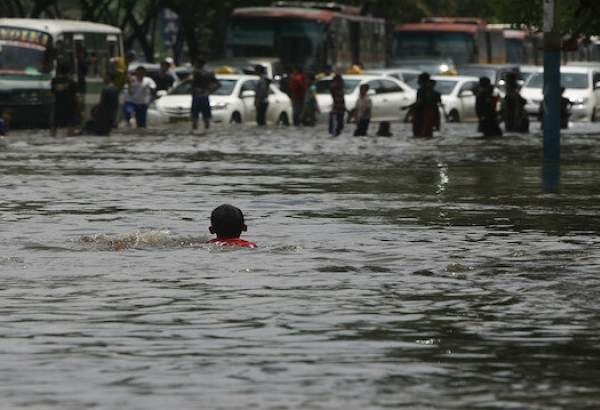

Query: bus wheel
[[278, 112, 290, 126], [230, 112, 242, 124], [448, 109, 460, 123]]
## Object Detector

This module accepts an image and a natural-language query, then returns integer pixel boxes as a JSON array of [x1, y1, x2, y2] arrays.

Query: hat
[[164, 57, 174, 65]]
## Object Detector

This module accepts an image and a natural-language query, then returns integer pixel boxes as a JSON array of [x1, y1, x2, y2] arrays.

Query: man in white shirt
[[126, 66, 156, 128]]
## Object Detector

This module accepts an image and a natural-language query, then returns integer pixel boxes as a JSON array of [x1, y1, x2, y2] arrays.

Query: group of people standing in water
[[409, 71, 570, 138]]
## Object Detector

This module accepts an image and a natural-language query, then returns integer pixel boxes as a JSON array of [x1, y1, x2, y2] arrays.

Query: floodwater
[[1, 121, 600, 409]]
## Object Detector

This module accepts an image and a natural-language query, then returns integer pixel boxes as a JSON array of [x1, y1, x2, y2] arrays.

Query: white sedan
[[148, 74, 293, 125], [522, 66, 600, 121], [315, 75, 416, 122], [416, 75, 480, 122]]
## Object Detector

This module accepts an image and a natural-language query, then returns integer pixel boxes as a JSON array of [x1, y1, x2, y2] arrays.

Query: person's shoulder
[[208, 238, 257, 248]]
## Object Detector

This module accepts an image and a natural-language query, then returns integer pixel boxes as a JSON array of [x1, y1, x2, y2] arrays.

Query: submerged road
[[1, 121, 600, 409]]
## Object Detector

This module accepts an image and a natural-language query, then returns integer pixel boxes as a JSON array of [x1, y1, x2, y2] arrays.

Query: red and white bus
[[226, 2, 386, 72], [393, 17, 506, 66]]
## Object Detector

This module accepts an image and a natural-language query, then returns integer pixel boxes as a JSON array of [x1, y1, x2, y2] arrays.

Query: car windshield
[[169, 79, 237, 96], [433, 80, 458, 95], [406, 78, 456, 94], [526, 72, 589, 90], [0, 27, 53, 77], [315, 79, 361, 95]]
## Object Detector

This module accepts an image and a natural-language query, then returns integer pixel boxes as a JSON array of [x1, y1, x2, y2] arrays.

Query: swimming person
[[208, 204, 257, 248]]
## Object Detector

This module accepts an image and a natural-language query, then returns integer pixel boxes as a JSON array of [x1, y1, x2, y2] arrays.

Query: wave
[[78, 230, 209, 252]]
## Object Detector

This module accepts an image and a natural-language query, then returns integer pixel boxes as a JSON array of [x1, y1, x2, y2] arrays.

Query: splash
[[78, 230, 208, 252]]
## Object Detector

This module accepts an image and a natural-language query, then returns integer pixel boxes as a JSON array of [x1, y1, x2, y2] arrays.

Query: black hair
[[211, 204, 246, 238]]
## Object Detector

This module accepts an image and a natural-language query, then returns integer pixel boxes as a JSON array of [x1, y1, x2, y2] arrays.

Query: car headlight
[[211, 102, 229, 110]]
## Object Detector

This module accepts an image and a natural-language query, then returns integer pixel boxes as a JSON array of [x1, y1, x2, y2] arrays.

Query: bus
[[0, 18, 123, 127], [392, 17, 506, 66], [487, 24, 541, 65], [225, 1, 386, 73]]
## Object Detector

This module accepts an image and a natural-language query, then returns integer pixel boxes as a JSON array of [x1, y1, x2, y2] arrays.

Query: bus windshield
[[226, 18, 326, 69], [394, 31, 476, 64], [0, 27, 52, 77]]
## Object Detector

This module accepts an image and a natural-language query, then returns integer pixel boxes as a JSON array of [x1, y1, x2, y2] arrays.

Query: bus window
[[394, 31, 476, 64], [227, 18, 326, 69]]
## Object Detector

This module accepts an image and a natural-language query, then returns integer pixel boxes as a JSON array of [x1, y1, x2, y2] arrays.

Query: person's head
[[135, 65, 146, 80], [418, 72, 430, 87], [195, 57, 206, 69], [333, 73, 343, 86], [359, 83, 369, 96], [479, 76, 492, 90], [104, 72, 115, 84], [126, 50, 136, 63], [505, 72, 518, 89], [255, 64, 266, 76], [377, 121, 392, 137], [209, 204, 248, 239], [165, 57, 175, 68]]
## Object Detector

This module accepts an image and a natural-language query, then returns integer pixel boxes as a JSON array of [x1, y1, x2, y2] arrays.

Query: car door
[[366, 80, 384, 120], [239, 79, 257, 121], [378, 79, 413, 121], [266, 85, 285, 123], [458, 81, 477, 120]]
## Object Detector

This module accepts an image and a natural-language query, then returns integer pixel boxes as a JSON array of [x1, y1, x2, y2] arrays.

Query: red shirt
[[208, 238, 257, 248], [289, 73, 307, 103]]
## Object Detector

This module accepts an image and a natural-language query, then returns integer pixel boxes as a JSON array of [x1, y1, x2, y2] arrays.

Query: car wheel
[[278, 112, 290, 126], [448, 109, 460, 123], [230, 111, 242, 124]]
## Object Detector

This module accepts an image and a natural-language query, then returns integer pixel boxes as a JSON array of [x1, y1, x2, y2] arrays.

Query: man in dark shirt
[[83, 73, 119, 136], [155, 60, 175, 93], [254, 65, 270, 126], [51, 63, 79, 136], [191, 58, 221, 131]]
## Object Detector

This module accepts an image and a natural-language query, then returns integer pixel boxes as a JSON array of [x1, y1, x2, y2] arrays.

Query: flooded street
[[1, 122, 600, 409]]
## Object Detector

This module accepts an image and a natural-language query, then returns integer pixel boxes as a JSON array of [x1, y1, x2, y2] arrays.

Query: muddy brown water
[[1, 121, 600, 409]]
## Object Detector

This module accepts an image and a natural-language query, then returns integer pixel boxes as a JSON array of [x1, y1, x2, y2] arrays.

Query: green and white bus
[[0, 18, 123, 127]]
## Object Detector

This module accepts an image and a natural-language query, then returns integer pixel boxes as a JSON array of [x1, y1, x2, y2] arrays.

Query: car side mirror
[[460, 90, 474, 97], [241, 90, 256, 98], [156, 90, 168, 98]]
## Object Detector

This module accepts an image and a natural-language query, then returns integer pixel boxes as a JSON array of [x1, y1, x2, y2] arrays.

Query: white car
[[432, 75, 479, 122], [363, 68, 421, 86], [522, 66, 600, 121], [315, 75, 416, 122], [148, 74, 292, 125]]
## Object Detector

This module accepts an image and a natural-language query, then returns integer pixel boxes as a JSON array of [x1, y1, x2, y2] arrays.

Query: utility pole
[[543, 0, 561, 162], [543, 0, 561, 193]]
